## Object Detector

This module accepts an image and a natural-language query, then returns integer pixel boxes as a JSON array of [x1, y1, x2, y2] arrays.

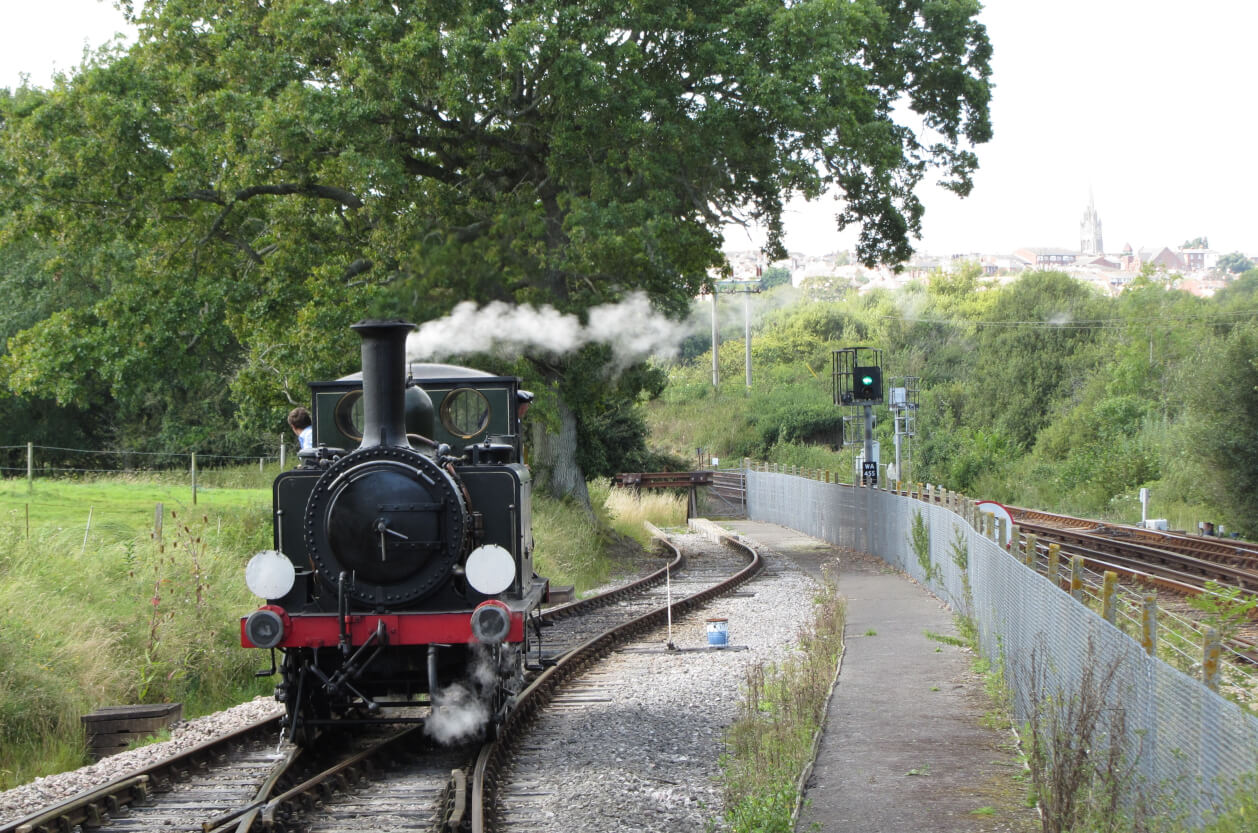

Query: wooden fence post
[[1023, 533, 1037, 568], [1102, 571, 1118, 623], [191, 452, 198, 505], [154, 502, 164, 543], [1203, 628, 1221, 691], [27, 441, 34, 492], [1047, 543, 1061, 586], [1070, 554, 1085, 601], [1141, 593, 1158, 657], [280, 434, 286, 469]]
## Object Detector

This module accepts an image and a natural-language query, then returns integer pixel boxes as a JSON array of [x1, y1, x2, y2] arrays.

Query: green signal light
[[860, 375, 874, 385]]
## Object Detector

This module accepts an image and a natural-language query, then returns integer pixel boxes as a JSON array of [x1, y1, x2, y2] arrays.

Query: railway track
[[2, 526, 758, 833], [1011, 507, 1258, 586], [473, 524, 760, 832], [1, 715, 285, 833], [1007, 508, 1258, 595]]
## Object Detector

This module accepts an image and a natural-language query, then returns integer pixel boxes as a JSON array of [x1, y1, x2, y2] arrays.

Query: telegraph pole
[[710, 289, 719, 390], [712, 278, 761, 391], [744, 287, 752, 389]]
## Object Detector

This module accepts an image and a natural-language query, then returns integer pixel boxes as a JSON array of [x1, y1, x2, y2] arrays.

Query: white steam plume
[[425, 681, 490, 746], [407, 292, 690, 367], [423, 646, 499, 746]]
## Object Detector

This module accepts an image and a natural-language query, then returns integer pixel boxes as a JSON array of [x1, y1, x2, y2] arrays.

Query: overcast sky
[[4, 1, 1254, 258]]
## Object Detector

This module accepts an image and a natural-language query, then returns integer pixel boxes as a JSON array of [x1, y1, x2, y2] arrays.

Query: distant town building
[[1014, 248, 1078, 269], [1080, 192, 1104, 255], [1179, 247, 1219, 271], [1138, 247, 1186, 272]]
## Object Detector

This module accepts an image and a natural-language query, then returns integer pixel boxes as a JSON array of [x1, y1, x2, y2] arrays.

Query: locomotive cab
[[241, 319, 547, 744]]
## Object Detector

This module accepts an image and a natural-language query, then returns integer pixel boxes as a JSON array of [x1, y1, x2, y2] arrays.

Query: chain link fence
[[746, 468, 1258, 826]]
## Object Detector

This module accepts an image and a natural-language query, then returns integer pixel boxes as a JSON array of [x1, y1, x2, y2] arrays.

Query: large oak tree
[[1, 0, 991, 500]]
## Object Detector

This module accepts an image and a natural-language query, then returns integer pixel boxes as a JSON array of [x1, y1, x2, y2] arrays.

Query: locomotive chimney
[[351, 319, 415, 449]]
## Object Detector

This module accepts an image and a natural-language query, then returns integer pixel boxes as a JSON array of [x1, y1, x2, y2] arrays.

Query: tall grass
[[720, 583, 846, 832], [531, 493, 612, 591], [531, 483, 684, 591], [0, 479, 273, 788], [598, 483, 687, 546]]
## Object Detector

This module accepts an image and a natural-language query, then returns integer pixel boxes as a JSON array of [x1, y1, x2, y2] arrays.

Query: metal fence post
[[1102, 571, 1118, 624], [280, 434, 286, 469], [1070, 555, 1085, 601], [1141, 593, 1158, 656], [27, 441, 34, 492], [1203, 628, 1221, 691], [1047, 543, 1061, 586]]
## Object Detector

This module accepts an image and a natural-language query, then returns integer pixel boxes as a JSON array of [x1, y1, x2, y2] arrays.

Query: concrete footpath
[[724, 520, 1037, 833]]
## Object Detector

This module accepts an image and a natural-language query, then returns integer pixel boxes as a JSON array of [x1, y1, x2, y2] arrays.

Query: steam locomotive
[[240, 320, 548, 745]]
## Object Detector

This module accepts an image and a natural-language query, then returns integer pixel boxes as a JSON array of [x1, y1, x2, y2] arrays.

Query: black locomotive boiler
[[240, 319, 548, 744]]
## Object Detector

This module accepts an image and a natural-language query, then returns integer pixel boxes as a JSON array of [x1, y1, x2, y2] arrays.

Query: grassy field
[[0, 472, 677, 789]]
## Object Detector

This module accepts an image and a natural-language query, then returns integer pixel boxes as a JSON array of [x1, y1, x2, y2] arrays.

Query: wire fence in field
[[0, 441, 288, 479]]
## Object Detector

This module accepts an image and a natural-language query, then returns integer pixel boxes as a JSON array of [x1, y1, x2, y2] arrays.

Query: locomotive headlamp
[[244, 607, 286, 649], [465, 544, 516, 595], [245, 550, 296, 600], [471, 600, 512, 644]]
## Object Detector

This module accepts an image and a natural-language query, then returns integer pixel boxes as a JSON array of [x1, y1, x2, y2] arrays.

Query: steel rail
[[539, 541, 683, 624]]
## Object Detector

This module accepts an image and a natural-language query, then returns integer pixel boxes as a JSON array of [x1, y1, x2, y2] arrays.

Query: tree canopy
[[1217, 251, 1253, 274], [1, 0, 992, 498]]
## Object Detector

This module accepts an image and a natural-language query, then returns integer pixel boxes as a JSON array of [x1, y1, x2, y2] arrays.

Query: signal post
[[832, 347, 884, 486]]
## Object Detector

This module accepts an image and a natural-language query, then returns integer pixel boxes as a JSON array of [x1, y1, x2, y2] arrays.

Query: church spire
[[1080, 190, 1104, 255]]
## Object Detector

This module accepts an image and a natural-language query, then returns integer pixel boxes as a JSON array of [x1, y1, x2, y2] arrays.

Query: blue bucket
[[706, 618, 729, 647]]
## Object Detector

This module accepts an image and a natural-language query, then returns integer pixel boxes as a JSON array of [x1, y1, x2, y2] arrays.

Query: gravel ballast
[[497, 530, 824, 832]]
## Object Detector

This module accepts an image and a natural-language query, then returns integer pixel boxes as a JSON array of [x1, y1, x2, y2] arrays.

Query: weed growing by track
[[598, 482, 686, 547], [718, 582, 845, 832]]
